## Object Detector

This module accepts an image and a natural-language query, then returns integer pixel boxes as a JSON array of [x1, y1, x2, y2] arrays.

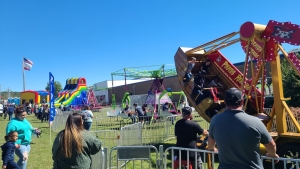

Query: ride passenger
[[199, 59, 211, 75], [183, 57, 197, 83], [124, 105, 136, 124], [133, 103, 145, 123]]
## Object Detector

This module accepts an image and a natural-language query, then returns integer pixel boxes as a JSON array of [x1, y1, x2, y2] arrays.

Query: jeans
[[6, 160, 20, 169], [192, 156, 203, 169], [8, 113, 13, 120], [184, 73, 193, 82], [15, 144, 30, 169], [84, 122, 92, 130], [130, 115, 136, 123]]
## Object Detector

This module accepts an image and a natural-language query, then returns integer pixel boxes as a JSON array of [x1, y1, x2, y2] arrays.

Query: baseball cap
[[182, 107, 192, 116], [224, 88, 243, 104]]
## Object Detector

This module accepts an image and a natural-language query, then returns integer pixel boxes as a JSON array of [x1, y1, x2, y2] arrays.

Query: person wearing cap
[[183, 57, 196, 83], [207, 88, 278, 169], [174, 106, 209, 169]]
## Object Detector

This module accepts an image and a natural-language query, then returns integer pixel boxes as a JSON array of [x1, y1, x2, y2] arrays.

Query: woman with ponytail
[[52, 113, 102, 169]]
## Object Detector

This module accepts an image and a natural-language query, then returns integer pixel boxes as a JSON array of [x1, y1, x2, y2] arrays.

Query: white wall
[[106, 79, 151, 88], [93, 79, 151, 103]]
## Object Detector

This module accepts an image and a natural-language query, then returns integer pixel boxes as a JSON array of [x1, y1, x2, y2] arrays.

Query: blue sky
[[1, 0, 299, 92]]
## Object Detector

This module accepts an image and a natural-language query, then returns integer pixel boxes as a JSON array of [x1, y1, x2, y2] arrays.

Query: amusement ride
[[175, 20, 300, 168]]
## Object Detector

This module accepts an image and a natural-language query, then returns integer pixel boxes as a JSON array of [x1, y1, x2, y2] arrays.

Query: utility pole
[[7, 88, 10, 98]]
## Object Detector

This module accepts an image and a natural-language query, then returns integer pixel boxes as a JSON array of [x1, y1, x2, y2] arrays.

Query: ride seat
[[174, 160, 193, 169]]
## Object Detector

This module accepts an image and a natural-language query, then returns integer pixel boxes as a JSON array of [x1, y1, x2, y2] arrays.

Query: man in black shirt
[[175, 107, 209, 169], [200, 59, 211, 75]]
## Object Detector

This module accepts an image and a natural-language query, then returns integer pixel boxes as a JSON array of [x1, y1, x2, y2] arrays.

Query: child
[[1, 131, 20, 169]]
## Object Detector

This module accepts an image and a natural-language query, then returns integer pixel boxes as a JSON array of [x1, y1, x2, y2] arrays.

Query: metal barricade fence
[[51, 111, 73, 132], [164, 147, 218, 169], [90, 130, 120, 152], [91, 147, 108, 169], [120, 122, 143, 146], [261, 156, 300, 169], [164, 146, 300, 169], [109, 145, 162, 169], [92, 116, 134, 131], [90, 130, 120, 169], [142, 114, 210, 145]]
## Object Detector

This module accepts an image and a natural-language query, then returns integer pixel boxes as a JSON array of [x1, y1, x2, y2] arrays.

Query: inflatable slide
[[54, 77, 87, 107]]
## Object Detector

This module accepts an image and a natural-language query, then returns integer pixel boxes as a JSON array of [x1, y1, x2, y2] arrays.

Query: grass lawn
[[0, 107, 215, 169]]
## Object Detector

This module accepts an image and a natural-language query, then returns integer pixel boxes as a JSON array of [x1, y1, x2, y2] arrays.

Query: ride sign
[[209, 51, 262, 111]]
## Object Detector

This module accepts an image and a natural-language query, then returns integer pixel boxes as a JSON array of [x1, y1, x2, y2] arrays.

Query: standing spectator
[[3, 105, 8, 119], [6, 106, 35, 169], [1, 131, 21, 169], [81, 106, 94, 131], [38, 104, 43, 120], [41, 105, 49, 123], [59, 103, 64, 111], [208, 88, 279, 169], [175, 107, 208, 169], [25, 103, 31, 115], [52, 113, 102, 169], [34, 104, 38, 116], [7, 105, 15, 121]]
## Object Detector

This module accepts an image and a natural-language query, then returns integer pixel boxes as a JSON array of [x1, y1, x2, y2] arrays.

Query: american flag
[[23, 58, 33, 71]]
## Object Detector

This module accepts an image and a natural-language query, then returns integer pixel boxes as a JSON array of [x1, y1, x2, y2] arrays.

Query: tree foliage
[[281, 58, 300, 107], [0, 91, 20, 100], [45, 81, 63, 97]]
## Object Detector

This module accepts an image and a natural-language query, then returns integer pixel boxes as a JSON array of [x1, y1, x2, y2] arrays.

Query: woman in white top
[[81, 106, 94, 130]]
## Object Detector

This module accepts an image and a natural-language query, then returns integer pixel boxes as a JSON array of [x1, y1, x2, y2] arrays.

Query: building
[[93, 79, 152, 104]]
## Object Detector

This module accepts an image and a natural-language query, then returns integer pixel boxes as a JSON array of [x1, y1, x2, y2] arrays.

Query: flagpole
[[22, 57, 26, 91]]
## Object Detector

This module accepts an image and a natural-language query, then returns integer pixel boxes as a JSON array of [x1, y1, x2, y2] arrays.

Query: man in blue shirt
[[7, 105, 15, 120]]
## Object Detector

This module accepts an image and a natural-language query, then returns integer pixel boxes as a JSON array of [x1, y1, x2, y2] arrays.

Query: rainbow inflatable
[[54, 77, 88, 107]]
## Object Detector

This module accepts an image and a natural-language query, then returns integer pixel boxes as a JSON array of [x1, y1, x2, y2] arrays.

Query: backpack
[[82, 111, 89, 121]]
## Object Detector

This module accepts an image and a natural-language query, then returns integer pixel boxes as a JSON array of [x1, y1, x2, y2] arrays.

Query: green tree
[[45, 81, 63, 97], [281, 58, 300, 107]]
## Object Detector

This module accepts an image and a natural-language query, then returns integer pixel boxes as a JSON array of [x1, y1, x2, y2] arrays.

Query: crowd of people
[[0, 103, 96, 169], [0, 87, 280, 169]]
